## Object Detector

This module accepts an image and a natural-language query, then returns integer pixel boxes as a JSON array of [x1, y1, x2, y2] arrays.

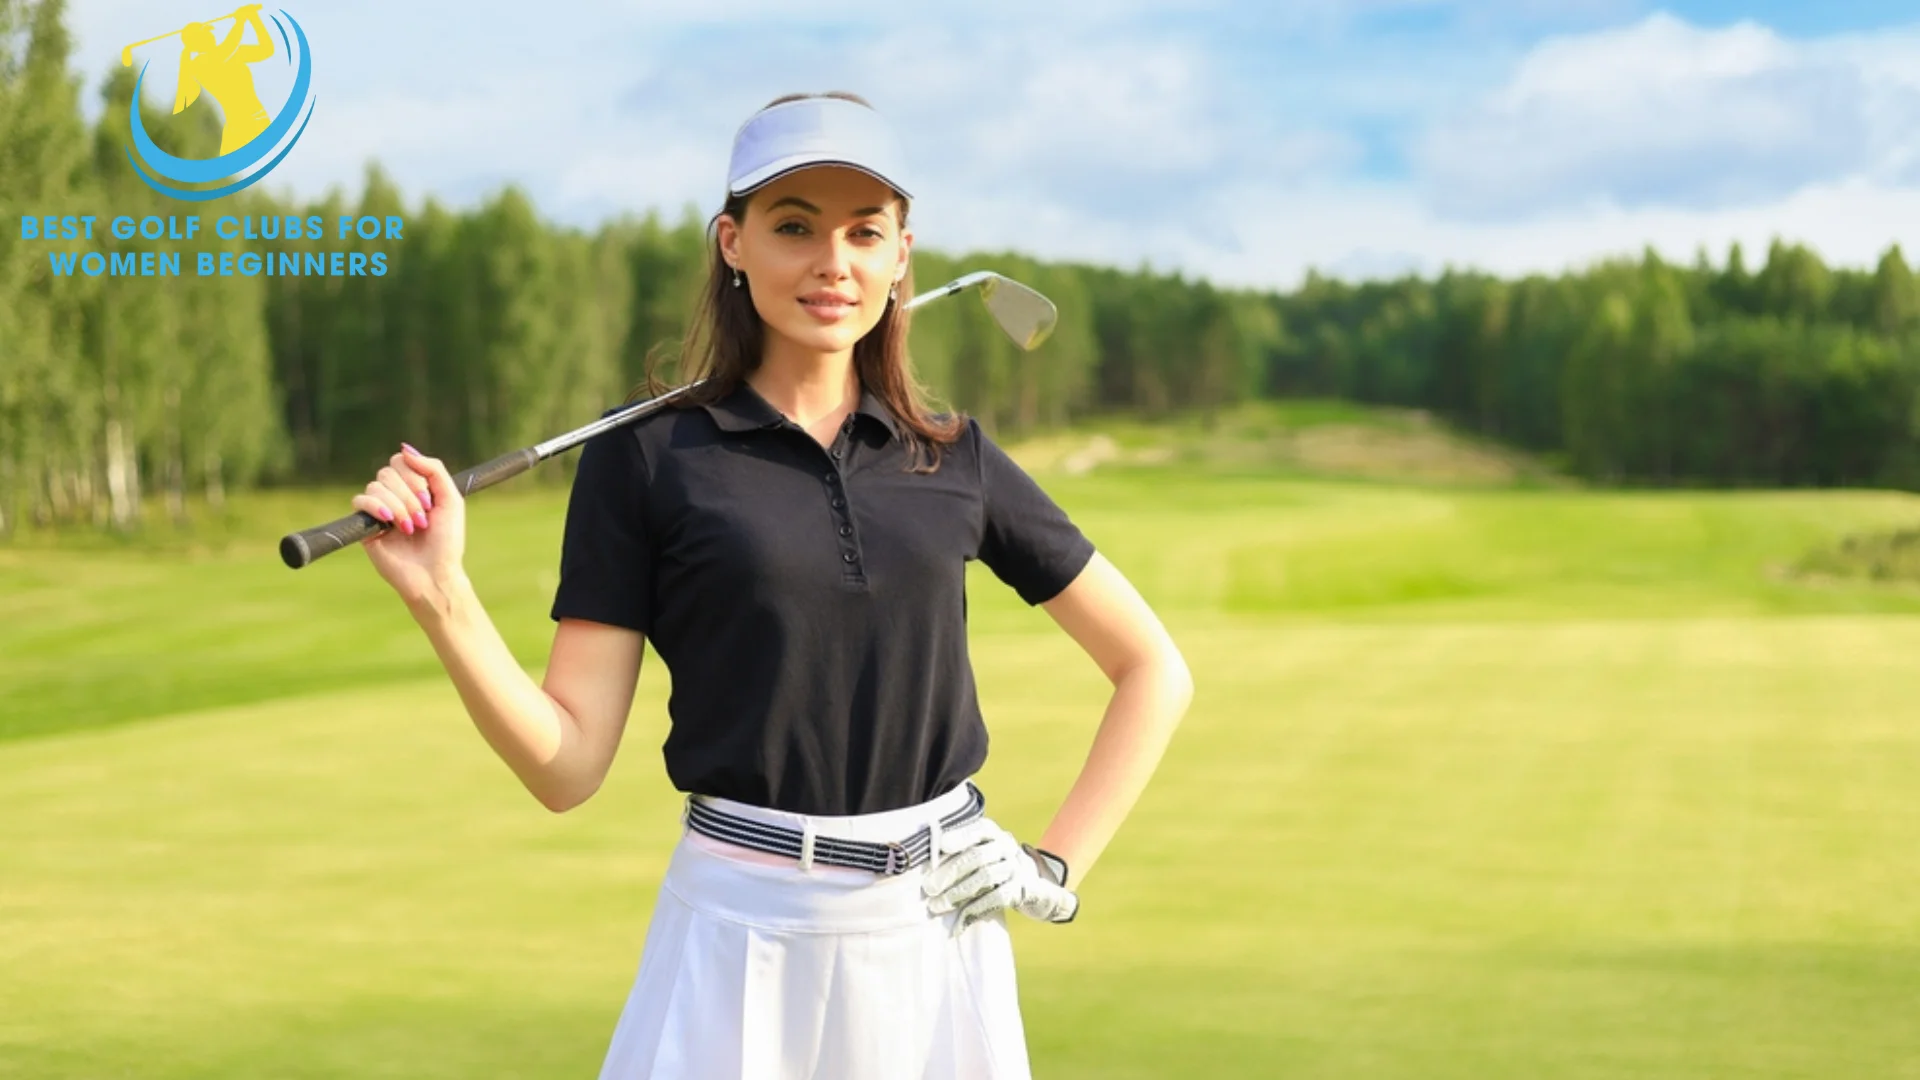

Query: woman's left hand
[[922, 820, 1079, 933]]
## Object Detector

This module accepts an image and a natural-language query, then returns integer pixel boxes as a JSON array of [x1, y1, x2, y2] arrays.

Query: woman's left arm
[[1033, 551, 1193, 887]]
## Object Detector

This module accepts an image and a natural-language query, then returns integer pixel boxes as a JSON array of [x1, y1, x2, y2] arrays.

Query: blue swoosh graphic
[[128, 11, 313, 186], [126, 95, 317, 201]]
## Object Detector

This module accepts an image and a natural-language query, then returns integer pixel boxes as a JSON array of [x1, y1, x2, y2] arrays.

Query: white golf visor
[[726, 97, 914, 200]]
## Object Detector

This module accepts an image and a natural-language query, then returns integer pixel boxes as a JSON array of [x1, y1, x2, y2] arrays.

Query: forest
[[4, 0, 1919, 534]]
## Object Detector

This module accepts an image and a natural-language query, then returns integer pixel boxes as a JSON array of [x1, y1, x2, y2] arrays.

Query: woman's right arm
[[355, 444, 642, 813], [233, 6, 275, 63]]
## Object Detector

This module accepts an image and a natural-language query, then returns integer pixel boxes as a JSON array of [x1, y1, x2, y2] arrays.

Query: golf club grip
[[279, 448, 538, 570], [451, 446, 540, 496], [280, 510, 384, 569]]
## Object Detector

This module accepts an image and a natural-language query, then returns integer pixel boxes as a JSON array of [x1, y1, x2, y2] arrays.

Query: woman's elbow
[[1117, 644, 1193, 716], [535, 786, 590, 815], [531, 772, 604, 814], [1162, 647, 1195, 715]]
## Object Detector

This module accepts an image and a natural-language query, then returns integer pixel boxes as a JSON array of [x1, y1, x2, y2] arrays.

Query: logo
[[120, 5, 316, 202]]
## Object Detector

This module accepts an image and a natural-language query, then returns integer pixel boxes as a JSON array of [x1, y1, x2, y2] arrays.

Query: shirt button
[[831, 448, 843, 460], [839, 525, 853, 537], [831, 497, 846, 509], [824, 472, 839, 483], [842, 551, 857, 563]]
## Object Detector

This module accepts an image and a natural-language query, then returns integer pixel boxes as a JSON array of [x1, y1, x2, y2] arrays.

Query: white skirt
[[596, 782, 1034, 1080]]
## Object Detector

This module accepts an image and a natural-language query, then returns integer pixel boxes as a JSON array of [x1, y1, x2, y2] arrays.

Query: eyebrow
[[767, 196, 890, 218]]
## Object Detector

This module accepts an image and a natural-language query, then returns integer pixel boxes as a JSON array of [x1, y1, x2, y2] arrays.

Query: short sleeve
[[973, 419, 1096, 605], [549, 423, 652, 634]]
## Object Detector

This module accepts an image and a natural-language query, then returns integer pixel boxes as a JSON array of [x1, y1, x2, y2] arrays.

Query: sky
[[58, 1, 1920, 290]]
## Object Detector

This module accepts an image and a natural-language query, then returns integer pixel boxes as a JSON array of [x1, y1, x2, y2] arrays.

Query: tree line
[[4, 0, 1920, 537], [0, 1, 1263, 533], [1273, 243, 1920, 488]]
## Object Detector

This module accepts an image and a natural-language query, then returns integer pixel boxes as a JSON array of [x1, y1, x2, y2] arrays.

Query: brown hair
[[634, 91, 965, 471]]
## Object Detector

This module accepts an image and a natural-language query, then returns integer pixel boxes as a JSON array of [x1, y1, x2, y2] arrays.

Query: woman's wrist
[[404, 564, 475, 625]]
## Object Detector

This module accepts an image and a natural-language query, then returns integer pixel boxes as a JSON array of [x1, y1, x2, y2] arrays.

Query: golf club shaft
[[279, 280, 988, 569], [121, 8, 248, 60]]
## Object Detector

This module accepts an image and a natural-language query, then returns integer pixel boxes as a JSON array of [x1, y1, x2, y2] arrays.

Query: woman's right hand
[[352, 443, 467, 605]]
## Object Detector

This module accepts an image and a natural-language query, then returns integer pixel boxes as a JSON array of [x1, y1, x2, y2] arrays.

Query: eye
[[774, 220, 809, 236], [854, 226, 886, 240]]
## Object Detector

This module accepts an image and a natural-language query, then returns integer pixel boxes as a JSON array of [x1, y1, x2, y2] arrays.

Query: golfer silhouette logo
[[120, 5, 316, 201]]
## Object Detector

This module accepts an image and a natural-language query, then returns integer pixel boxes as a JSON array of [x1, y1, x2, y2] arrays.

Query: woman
[[350, 92, 1193, 1079], [172, 4, 274, 154]]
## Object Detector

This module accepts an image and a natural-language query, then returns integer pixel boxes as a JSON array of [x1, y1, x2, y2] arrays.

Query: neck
[[748, 338, 859, 427]]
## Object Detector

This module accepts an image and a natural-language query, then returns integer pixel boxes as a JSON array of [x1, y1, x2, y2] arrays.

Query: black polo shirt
[[547, 382, 1097, 816]]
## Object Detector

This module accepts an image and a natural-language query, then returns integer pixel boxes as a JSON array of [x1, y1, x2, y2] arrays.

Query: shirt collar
[[700, 382, 784, 432], [702, 381, 899, 442], [856, 387, 901, 441]]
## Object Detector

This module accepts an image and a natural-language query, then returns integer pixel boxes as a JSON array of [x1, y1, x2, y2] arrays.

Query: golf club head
[[978, 275, 1057, 351]]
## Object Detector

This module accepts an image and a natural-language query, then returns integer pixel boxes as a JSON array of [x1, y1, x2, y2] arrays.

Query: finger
[[923, 849, 983, 895], [927, 863, 1015, 914], [400, 442, 454, 511], [389, 446, 434, 512], [349, 491, 398, 533], [377, 465, 429, 532], [385, 450, 435, 511], [1037, 882, 1078, 922], [922, 842, 1010, 895], [955, 884, 1019, 935], [357, 483, 408, 535], [362, 479, 414, 536], [928, 855, 1019, 910]]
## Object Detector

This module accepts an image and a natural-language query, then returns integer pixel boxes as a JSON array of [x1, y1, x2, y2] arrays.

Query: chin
[[776, 320, 879, 355]]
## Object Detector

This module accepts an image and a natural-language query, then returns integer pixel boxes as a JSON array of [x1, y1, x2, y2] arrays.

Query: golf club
[[120, 7, 249, 67], [278, 271, 1058, 569]]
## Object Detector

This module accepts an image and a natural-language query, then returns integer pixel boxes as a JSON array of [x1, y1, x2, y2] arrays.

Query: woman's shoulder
[[588, 398, 712, 444], [573, 400, 700, 473], [914, 411, 989, 473], [925, 411, 984, 446]]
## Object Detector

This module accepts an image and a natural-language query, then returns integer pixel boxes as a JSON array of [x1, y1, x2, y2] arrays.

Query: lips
[[799, 292, 858, 322]]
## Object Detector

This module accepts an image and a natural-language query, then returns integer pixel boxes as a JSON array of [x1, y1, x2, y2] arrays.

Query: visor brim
[[729, 155, 913, 201]]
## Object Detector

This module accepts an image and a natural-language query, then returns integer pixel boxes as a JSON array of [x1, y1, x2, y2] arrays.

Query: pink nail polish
[[373, 506, 393, 523], [421, 489, 433, 510], [399, 516, 414, 536], [414, 512, 429, 530], [402, 442, 419, 456]]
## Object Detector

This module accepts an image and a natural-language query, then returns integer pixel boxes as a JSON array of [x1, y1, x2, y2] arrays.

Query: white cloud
[[58, 3, 1920, 293], [1196, 175, 1920, 289], [963, 40, 1222, 179], [1416, 13, 1920, 218]]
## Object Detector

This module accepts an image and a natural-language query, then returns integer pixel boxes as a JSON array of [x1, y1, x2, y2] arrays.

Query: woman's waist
[[663, 781, 983, 932], [690, 777, 980, 841]]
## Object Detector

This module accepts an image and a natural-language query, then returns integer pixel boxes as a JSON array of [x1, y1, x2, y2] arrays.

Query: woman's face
[[718, 166, 912, 359]]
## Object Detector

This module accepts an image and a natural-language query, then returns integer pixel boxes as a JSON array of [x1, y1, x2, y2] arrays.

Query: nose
[[811, 231, 855, 281]]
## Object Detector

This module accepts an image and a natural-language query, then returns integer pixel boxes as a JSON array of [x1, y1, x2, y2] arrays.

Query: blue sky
[[63, 1, 1920, 289]]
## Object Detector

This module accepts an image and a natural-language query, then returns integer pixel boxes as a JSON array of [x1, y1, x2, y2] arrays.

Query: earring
[[732, 268, 743, 288], [889, 282, 898, 304]]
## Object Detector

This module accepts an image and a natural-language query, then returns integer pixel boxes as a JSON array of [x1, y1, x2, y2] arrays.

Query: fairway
[[7, 462, 1920, 1077]]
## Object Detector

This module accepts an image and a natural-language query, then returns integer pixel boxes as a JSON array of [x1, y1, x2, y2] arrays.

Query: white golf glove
[[921, 819, 1079, 933]]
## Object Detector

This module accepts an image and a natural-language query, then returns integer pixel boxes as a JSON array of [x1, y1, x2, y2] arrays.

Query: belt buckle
[[882, 841, 906, 876]]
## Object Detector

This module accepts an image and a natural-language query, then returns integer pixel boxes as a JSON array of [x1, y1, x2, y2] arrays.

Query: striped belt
[[684, 783, 987, 876]]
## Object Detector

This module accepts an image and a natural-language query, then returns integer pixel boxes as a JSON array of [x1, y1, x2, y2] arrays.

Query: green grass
[[9, 465, 1920, 741], [8, 453, 1920, 1076], [1009, 399, 1566, 486]]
